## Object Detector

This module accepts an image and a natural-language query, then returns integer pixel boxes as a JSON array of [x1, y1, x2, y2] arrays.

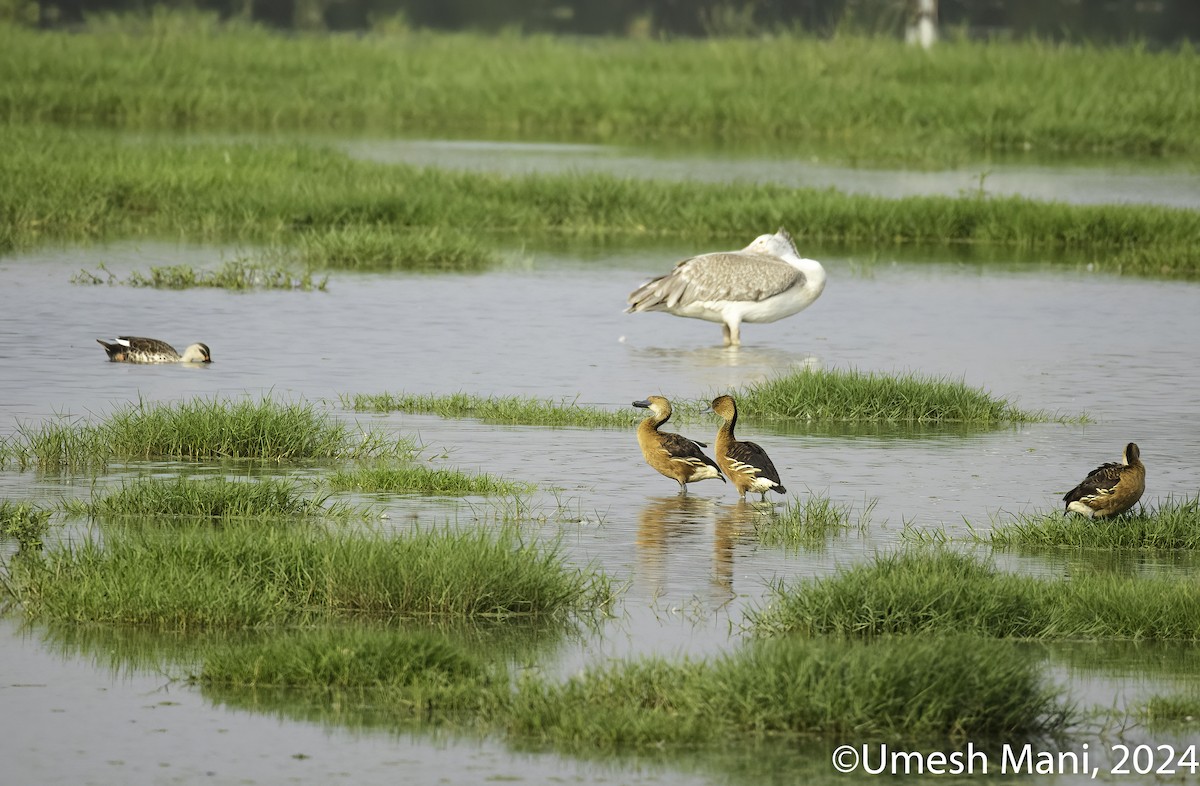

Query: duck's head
[[743, 228, 798, 259], [1123, 442, 1140, 465], [633, 396, 671, 419], [181, 343, 212, 363], [709, 394, 737, 420]]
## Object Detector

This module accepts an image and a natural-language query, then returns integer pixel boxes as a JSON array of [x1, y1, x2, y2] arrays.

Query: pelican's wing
[[627, 252, 802, 311]]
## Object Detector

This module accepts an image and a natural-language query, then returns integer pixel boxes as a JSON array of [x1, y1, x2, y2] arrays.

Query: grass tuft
[[292, 227, 499, 272], [6, 522, 612, 628], [343, 392, 640, 428], [736, 368, 1044, 423], [0, 397, 416, 470], [754, 494, 874, 546], [506, 635, 1069, 748], [1135, 693, 1200, 728], [195, 627, 490, 689], [71, 259, 327, 290], [0, 499, 53, 550], [62, 476, 357, 520], [981, 495, 1200, 550], [328, 464, 533, 496], [749, 548, 1200, 641]]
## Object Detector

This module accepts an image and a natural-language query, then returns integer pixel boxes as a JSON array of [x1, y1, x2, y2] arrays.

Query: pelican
[[625, 228, 826, 347], [633, 396, 724, 495], [96, 336, 212, 364], [1063, 442, 1145, 518], [710, 395, 786, 501]]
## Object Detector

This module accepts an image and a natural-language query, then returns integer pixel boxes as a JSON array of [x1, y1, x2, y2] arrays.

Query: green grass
[[194, 627, 491, 689], [0, 499, 52, 550], [981, 495, 1200, 550], [291, 226, 499, 272], [0, 397, 416, 470], [735, 368, 1048, 423], [506, 635, 1069, 748], [1135, 693, 1200, 728], [328, 464, 533, 496], [749, 548, 1200, 641], [62, 476, 358, 520], [2, 127, 1199, 278], [754, 494, 874, 546], [344, 392, 640, 428], [5, 522, 612, 628], [2, 21, 1197, 163], [71, 259, 328, 290]]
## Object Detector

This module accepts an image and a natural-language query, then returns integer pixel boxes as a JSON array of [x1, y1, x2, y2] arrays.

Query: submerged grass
[[63, 476, 358, 520], [328, 464, 533, 496], [3, 126, 1199, 277], [1135, 693, 1200, 728], [754, 494, 874, 546], [71, 259, 328, 290], [981, 495, 1200, 550], [0, 397, 415, 470], [736, 368, 1046, 423], [2, 22, 1197, 162], [0, 499, 53, 550], [6, 522, 611, 628], [506, 635, 1068, 747], [195, 627, 493, 690], [344, 392, 639, 428], [749, 549, 1200, 641]]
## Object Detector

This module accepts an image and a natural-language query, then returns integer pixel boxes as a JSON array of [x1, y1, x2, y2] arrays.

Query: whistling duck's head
[[709, 395, 737, 421], [633, 396, 671, 420], [1123, 442, 1140, 465]]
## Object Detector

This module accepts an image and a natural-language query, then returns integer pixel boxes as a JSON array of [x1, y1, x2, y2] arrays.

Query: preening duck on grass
[[1063, 442, 1145, 518], [633, 396, 724, 495], [97, 336, 212, 364], [710, 395, 787, 501], [625, 228, 826, 347]]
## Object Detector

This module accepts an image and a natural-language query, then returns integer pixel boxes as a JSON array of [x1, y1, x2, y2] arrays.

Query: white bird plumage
[[625, 228, 826, 347]]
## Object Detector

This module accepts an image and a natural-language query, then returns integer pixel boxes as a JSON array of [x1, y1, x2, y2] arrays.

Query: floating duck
[[1062, 442, 1145, 518], [634, 396, 724, 495], [710, 395, 787, 501], [96, 336, 212, 364], [625, 228, 826, 347]]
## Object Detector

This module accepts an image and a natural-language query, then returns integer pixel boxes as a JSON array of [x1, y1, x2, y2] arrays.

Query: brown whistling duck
[[1063, 442, 1145, 518], [633, 396, 724, 495], [710, 394, 787, 501]]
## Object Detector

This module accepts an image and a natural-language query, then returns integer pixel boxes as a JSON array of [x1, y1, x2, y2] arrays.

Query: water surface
[[3, 241, 1199, 784]]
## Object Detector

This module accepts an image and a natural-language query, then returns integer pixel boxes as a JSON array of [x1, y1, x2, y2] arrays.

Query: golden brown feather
[[710, 395, 786, 501], [1063, 442, 1145, 518], [633, 396, 724, 495]]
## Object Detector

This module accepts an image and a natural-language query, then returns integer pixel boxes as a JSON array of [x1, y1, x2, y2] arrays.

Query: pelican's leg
[[725, 321, 741, 347], [722, 323, 732, 346], [678, 480, 688, 496]]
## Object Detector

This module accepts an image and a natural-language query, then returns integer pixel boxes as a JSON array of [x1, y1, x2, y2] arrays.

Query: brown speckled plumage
[[1063, 442, 1145, 518], [634, 396, 724, 495], [97, 336, 212, 364], [711, 395, 786, 501]]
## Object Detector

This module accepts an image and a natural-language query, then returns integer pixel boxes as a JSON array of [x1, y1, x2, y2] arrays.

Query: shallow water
[[3, 240, 1200, 784], [339, 138, 1200, 209]]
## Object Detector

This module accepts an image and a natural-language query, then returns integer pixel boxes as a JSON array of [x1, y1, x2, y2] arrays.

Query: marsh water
[[3, 144, 1200, 785]]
